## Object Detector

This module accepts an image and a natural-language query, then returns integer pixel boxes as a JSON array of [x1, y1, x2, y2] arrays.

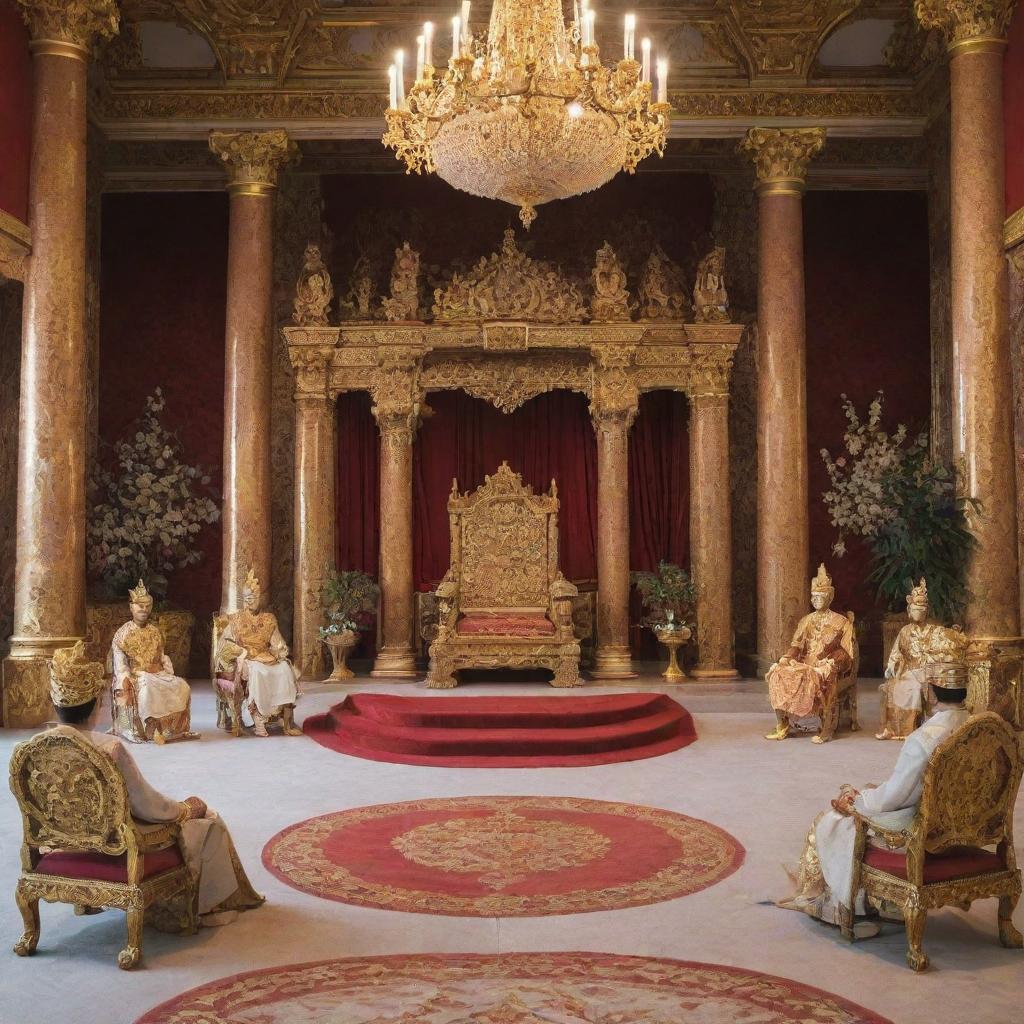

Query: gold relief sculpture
[[9, 727, 197, 970], [339, 255, 376, 320], [844, 712, 1022, 971], [637, 245, 687, 321], [914, 0, 1017, 46], [48, 641, 105, 710], [739, 126, 827, 190], [590, 242, 634, 322], [208, 129, 299, 191], [426, 464, 581, 689], [381, 242, 421, 322], [16, 0, 119, 51], [292, 243, 333, 326], [431, 230, 587, 324], [693, 247, 730, 324]]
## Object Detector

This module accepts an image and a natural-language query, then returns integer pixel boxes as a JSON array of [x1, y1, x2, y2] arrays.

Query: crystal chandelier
[[383, 1, 670, 228]]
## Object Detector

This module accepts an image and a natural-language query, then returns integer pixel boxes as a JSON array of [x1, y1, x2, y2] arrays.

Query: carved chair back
[[9, 730, 132, 859], [914, 712, 1021, 863], [449, 462, 560, 614]]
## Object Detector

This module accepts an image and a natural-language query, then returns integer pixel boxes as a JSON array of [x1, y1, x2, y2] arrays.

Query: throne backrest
[[9, 729, 131, 857], [916, 712, 1022, 854], [448, 462, 560, 613]]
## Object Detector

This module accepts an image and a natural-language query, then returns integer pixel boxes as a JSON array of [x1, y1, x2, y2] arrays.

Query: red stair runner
[[303, 692, 697, 767]]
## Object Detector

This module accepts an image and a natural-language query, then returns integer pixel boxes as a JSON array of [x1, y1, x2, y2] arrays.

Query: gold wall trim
[[1005, 206, 1024, 251]]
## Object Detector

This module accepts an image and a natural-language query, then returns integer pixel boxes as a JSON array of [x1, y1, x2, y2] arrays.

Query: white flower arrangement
[[87, 389, 220, 600], [820, 392, 926, 557]]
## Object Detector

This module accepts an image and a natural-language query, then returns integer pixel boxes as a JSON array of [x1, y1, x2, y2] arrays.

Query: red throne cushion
[[864, 845, 1003, 884], [457, 614, 556, 638], [35, 845, 184, 883]]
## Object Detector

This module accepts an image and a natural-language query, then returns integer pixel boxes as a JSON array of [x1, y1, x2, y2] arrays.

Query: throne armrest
[[549, 572, 578, 634], [435, 576, 460, 634]]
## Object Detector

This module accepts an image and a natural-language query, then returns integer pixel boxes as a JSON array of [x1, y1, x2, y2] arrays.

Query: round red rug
[[262, 795, 744, 916], [135, 952, 893, 1024]]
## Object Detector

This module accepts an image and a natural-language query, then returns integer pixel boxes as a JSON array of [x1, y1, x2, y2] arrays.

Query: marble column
[[371, 407, 418, 678], [916, 0, 1020, 639], [2, 1, 118, 728], [739, 126, 825, 670], [209, 130, 298, 613], [592, 405, 637, 679], [689, 392, 738, 678], [293, 391, 336, 677]]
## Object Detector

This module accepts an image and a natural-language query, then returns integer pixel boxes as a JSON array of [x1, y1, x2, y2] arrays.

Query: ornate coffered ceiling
[[92, 1, 942, 142]]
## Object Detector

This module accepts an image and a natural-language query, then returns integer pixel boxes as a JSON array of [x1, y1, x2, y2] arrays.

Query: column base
[[2, 635, 83, 727], [370, 647, 419, 679], [690, 666, 741, 680], [590, 646, 637, 680]]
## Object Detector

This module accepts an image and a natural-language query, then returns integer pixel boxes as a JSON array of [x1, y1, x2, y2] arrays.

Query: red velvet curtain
[[335, 388, 690, 658]]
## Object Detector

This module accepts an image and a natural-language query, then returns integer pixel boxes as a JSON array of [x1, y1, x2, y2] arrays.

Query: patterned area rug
[[134, 952, 893, 1023], [262, 796, 744, 916]]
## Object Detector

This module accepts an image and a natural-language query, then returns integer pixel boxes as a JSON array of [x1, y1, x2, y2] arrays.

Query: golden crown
[[49, 641, 106, 709], [907, 577, 928, 608], [128, 578, 152, 604], [810, 563, 833, 594], [243, 567, 261, 596]]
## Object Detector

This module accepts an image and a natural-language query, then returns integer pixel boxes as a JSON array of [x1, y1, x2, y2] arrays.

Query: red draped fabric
[[334, 388, 690, 658]]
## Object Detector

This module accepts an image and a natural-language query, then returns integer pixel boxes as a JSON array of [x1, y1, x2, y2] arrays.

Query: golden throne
[[9, 729, 197, 970], [426, 463, 581, 688], [844, 711, 1023, 971]]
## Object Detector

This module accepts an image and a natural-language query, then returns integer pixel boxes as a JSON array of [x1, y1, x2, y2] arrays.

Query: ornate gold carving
[[208, 128, 299, 191], [693, 247, 730, 324], [432, 230, 587, 324], [1005, 207, 1024, 252], [17, 0, 119, 52], [427, 463, 581, 689], [292, 243, 333, 326], [591, 346, 640, 423], [48, 641, 105, 709], [914, 0, 1017, 47], [687, 344, 738, 398], [590, 243, 634, 322], [739, 126, 826, 191], [380, 243, 420, 322], [0, 210, 30, 284], [339, 255, 376, 321], [638, 245, 687, 321]]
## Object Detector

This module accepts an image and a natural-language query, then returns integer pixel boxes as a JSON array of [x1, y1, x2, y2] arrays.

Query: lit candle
[[656, 57, 667, 104], [461, 1, 471, 48], [585, 9, 595, 47], [395, 49, 406, 107], [641, 37, 650, 81], [388, 65, 397, 110], [415, 35, 425, 81], [624, 14, 635, 60], [573, 1, 580, 38], [423, 21, 434, 68], [451, 15, 461, 59]]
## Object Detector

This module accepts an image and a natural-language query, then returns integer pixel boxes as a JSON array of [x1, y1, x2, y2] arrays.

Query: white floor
[[0, 676, 1021, 1024]]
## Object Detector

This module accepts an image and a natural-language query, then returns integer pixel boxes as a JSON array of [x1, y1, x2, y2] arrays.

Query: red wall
[[1006, 7, 1024, 215], [805, 191, 933, 618], [98, 192, 228, 663], [0, 0, 31, 223]]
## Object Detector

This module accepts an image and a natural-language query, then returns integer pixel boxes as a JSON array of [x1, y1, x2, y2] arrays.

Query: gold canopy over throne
[[426, 463, 581, 688]]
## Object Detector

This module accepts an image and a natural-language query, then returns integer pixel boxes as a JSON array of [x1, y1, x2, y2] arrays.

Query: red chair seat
[[35, 845, 184, 883], [864, 845, 1004, 884], [457, 613, 556, 638]]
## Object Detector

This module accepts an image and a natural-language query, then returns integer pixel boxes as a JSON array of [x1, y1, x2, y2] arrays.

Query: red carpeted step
[[304, 691, 697, 767]]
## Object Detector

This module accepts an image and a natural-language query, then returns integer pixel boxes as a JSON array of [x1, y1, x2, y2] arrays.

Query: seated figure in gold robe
[[111, 579, 193, 744], [876, 577, 968, 740], [215, 568, 301, 737], [765, 564, 855, 743]]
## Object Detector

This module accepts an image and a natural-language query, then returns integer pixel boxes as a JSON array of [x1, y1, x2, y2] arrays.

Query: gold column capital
[[209, 129, 300, 195], [17, 0, 118, 58], [739, 127, 826, 195], [915, 0, 1016, 53]]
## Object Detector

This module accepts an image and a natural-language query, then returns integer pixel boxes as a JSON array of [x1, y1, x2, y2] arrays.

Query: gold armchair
[[426, 463, 582, 688], [212, 613, 247, 736], [816, 611, 860, 742], [844, 711, 1023, 971], [9, 729, 196, 970]]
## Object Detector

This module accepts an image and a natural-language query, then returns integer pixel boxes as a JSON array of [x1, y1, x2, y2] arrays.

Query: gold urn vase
[[323, 629, 358, 681], [653, 620, 691, 682]]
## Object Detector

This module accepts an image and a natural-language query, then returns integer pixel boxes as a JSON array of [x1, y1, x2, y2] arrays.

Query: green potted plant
[[320, 569, 380, 680], [631, 561, 696, 681], [821, 392, 976, 664]]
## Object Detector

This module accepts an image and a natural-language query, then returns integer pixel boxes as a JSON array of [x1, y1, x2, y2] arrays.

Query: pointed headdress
[[907, 577, 928, 609], [128, 578, 152, 604], [243, 567, 261, 597], [49, 641, 106, 709], [810, 563, 833, 594]]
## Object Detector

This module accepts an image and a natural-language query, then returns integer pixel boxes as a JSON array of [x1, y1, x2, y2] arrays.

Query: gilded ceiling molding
[[0, 210, 30, 284], [914, 0, 1017, 52], [1005, 207, 1024, 252], [208, 128, 300, 193], [16, 0, 119, 56], [738, 126, 827, 194]]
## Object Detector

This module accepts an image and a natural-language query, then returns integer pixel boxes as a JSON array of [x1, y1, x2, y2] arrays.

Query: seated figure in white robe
[[215, 567, 301, 737], [778, 675, 970, 937], [111, 579, 193, 744], [47, 657, 263, 925]]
